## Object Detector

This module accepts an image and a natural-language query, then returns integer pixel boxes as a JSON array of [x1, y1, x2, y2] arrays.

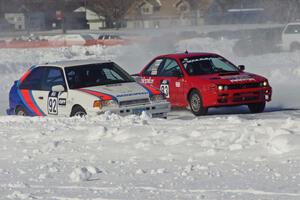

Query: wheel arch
[[70, 104, 86, 116], [187, 88, 201, 102]]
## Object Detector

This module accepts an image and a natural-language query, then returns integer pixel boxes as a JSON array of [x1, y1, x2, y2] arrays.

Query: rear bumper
[[96, 101, 171, 118], [206, 87, 272, 107], [6, 107, 14, 115]]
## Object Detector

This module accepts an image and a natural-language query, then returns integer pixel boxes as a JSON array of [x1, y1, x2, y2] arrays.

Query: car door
[[42, 67, 69, 116], [156, 58, 184, 105], [141, 58, 184, 105], [141, 57, 164, 89]]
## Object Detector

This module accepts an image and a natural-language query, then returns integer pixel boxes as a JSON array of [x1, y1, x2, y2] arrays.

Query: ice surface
[[0, 37, 300, 199]]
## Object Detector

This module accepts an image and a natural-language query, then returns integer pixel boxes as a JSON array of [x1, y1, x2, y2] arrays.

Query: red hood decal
[[78, 89, 114, 101], [139, 83, 161, 95], [221, 75, 256, 83]]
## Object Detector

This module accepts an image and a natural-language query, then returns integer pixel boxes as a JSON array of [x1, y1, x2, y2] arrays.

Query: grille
[[119, 98, 150, 107], [227, 83, 260, 90]]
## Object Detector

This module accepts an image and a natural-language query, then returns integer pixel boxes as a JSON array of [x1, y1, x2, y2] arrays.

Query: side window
[[143, 59, 164, 76], [42, 68, 66, 91], [158, 59, 182, 77], [19, 67, 47, 90]]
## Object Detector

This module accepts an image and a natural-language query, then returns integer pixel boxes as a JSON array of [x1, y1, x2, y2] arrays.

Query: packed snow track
[[0, 37, 300, 199]]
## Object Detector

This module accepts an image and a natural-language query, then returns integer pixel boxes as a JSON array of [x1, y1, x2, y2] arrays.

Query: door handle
[[38, 96, 44, 100]]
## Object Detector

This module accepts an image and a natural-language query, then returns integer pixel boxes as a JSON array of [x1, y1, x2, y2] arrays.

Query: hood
[[79, 82, 150, 102], [199, 72, 265, 85]]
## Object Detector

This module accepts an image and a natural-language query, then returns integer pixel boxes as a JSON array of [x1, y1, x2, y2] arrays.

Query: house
[[125, 0, 213, 29], [4, 13, 26, 30], [74, 7, 106, 30]]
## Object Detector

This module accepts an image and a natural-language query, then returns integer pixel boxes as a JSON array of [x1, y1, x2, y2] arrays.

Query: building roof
[[125, 0, 213, 20]]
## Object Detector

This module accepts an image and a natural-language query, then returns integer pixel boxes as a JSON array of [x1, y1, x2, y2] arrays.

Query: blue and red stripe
[[17, 89, 45, 116], [78, 89, 118, 101]]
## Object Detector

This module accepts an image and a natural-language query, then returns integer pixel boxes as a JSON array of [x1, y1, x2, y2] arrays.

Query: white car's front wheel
[[70, 105, 87, 117]]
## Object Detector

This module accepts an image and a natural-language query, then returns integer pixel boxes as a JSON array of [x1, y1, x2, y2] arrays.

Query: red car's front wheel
[[248, 102, 266, 113], [189, 90, 208, 116]]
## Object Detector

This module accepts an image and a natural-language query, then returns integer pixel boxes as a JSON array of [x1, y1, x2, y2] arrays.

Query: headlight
[[218, 85, 228, 91], [150, 94, 165, 102], [93, 100, 118, 109], [260, 81, 268, 87]]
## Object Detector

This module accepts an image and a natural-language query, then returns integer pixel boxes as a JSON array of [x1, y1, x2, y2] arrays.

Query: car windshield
[[65, 62, 135, 89], [181, 56, 239, 75]]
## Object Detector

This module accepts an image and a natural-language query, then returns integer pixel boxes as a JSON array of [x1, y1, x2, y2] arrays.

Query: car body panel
[[282, 22, 300, 51], [7, 60, 170, 117], [139, 53, 272, 110]]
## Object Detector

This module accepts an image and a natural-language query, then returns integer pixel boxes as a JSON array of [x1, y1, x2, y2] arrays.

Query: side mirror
[[51, 85, 65, 92], [238, 65, 245, 71]]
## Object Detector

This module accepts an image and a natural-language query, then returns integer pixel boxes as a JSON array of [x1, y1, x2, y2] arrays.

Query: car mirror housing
[[51, 85, 65, 92], [238, 65, 245, 71]]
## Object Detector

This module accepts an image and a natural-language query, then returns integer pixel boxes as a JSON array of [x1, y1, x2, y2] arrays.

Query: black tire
[[70, 105, 87, 117], [290, 42, 300, 52], [15, 106, 27, 116], [248, 102, 266, 113], [188, 90, 208, 116]]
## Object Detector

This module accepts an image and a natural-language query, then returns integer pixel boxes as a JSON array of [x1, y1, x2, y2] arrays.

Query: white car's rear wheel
[[15, 106, 27, 116]]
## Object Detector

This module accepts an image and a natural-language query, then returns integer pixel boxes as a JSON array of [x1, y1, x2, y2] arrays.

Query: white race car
[[7, 60, 170, 118]]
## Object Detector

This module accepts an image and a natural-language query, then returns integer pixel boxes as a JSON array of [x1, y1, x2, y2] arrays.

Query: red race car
[[138, 52, 272, 116]]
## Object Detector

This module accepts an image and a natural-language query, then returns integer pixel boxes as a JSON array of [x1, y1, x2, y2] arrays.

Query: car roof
[[286, 22, 300, 26], [156, 52, 219, 59], [39, 59, 111, 68]]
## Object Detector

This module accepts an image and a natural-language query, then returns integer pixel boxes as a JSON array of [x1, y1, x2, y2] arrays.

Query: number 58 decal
[[48, 92, 58, 115]]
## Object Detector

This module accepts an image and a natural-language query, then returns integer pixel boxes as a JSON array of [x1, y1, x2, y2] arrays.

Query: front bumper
[[94, 101, 171, 118], [207, 87, 272, 107]]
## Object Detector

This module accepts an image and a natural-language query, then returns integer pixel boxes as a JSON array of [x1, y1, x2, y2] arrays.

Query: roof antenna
[[185, 49, 189, 54]]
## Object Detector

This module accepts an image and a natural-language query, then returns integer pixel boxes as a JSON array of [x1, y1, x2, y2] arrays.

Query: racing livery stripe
[[138, 83, 161, 95], [18, 65, 36, 86], [18, 89, 44, 116], [29, 90, 46, 116], [19, 70, 31, 85], [78, 89, 118, 101]]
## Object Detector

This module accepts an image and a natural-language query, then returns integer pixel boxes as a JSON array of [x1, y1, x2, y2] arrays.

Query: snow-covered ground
[[0, 37, 300, 199]]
